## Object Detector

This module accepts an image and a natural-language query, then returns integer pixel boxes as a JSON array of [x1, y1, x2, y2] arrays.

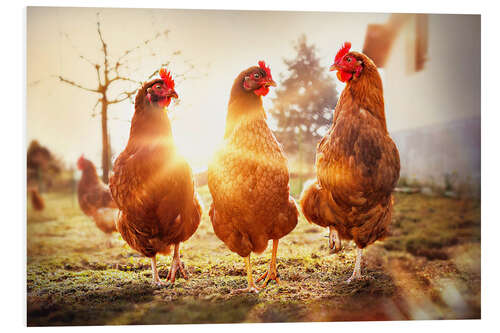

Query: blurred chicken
[[77, 155, 118, 246], [300, 42, 400, 282], [110, 69, 202, 286], [208, 61, 298, 293], [27, 140, 61, 208], [28, 186, 45, 211]]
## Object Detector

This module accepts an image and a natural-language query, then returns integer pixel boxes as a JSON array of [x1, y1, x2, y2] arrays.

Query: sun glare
[[170, 111, 225, 173]]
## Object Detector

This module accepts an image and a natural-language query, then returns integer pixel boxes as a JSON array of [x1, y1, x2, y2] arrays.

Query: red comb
[[77, 154, 85, 169], [258, 60, 272, 79], [335, 42, 352, 63], [159, 68, 175, 89]]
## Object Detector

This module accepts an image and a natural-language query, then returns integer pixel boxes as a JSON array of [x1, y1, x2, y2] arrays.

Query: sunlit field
[[27, 187, 480, 326]]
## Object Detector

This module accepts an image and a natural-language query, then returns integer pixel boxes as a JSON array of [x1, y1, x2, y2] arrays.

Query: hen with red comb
[[300, 43, 400, 283], [208, 62, 298, 293], [110, 69, 201, 286]]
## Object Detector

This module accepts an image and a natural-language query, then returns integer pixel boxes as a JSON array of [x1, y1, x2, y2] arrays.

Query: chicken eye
[[155, 84, 162, 90], [253, 73, 260, 79], [346, 57, 351, 63]]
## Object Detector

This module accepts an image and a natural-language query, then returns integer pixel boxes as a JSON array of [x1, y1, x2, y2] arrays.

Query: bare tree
[[57, 13, 184, 183]]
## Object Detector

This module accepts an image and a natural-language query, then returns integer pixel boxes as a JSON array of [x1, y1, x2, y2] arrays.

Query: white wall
[[382, 14, 481, 192]]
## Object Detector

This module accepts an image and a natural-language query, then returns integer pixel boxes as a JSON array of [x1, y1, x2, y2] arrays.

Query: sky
[[27, 7, 479, 172]]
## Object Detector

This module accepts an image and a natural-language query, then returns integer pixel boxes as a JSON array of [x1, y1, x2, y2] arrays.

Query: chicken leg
[[329, 226, 341, 252], [235, 255, 260, 294], [166, 243, 188, 283], [105, 233, 114, 248], [256, 239, 281, 288], [346, 247, 363, 283], [151, 256, 165, 286]]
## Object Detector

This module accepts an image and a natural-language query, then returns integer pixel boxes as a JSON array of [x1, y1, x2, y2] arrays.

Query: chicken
[[208, 61, 298, 293], [77, 155, 119, 246], [299, 42, 400, 282], [27, 140, 61, 196], [28, 186, 45, 211], [109, 69, 202, 286]]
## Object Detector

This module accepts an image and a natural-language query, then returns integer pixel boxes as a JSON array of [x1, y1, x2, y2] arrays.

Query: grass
[[27, 187, 481, 326]]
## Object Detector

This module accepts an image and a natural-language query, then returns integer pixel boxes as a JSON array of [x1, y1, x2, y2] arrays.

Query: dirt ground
[[26, 186, 481, 326]]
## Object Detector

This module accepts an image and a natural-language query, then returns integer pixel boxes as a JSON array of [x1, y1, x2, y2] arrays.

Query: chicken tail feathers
[[299, 179, 336, 228], [116, 211, 161, 258], [93, 208, 119, 234]]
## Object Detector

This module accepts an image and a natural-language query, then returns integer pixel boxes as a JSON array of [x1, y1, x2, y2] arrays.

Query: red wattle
[[158, 97, 171, 108], [254, 86, 270, 96], [337, 70, 353, 82]]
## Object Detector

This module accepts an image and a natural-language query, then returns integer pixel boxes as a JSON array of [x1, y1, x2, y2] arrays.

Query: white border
[[3, 0, 497, 332]]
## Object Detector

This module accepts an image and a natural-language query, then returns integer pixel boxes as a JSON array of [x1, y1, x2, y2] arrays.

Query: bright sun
[[170, 108, 225, 173]]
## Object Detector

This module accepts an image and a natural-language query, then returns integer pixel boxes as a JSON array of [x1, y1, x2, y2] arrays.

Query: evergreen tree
[[270, 35, 338, 167]]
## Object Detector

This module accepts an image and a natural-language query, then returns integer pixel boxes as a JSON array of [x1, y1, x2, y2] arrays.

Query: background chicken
[[300, 42, 400, 282], [28, 186, 45, 211], [208, 61, 298, 293], [77, 155, 119, 246], [27, 140, 62, 211], [110, 69, 202, 286]]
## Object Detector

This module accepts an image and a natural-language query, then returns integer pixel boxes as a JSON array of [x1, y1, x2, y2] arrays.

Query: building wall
[[382, 14, 480, 192]]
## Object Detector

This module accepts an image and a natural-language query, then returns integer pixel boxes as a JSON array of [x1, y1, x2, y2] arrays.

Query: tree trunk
[[101, 99, 110, 184]]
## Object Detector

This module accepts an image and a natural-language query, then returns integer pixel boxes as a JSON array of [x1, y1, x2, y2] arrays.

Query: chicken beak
[[267, 79, 277, 87], [169, 90, 179, 99], [329, 64, 338, 72]]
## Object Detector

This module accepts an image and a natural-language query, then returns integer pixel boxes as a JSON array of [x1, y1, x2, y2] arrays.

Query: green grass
[[27, 189, 481, 326]]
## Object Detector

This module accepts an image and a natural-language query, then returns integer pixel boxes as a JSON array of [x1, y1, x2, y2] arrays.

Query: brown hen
[[77, 156, 118, 246], [208, 61, 298, 293], [110, 69, 202, 286], [300, 42, 400, 282], [28, 187, 45, 211]]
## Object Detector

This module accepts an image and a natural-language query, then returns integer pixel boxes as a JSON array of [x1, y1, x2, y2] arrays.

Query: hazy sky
[[27, 7, 479, 171]]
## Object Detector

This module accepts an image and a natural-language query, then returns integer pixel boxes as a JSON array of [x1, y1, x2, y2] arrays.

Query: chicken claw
[[150, 256, 167, 287], [234, 255, 260, 294], [166, 243, 188, 283], [328, 226, 341, 253], [346, 248, 363, 283], [257, 239, 281, 288], [234, 284, 260, 294], [256, 268, 280, 287]]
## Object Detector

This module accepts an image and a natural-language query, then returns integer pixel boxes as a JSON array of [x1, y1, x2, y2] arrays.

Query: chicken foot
[[234, 255, 260, 294], [150, 256, 166, 286], [346, 247, 363, 283], [166, 243, 188, 283], [256, 239, 281, 288], [328, 226, 341, 253], [105, 233, 114, 248]]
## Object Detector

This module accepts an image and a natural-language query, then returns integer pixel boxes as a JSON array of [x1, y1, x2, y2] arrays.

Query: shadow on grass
[[28, 289, 264, 326], [28, 282, 156, 326]]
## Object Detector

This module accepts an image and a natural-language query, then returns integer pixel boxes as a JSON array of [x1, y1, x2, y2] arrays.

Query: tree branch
[[96, 13, 109, 83], [108, 89, 138, 104], [63, 33, 97, 67], [115, 30, 169, 65], [146, 61, 175, 80], [90, 99, 102, 117], [57, 76, 99, 93], [109, 76, 140, 85], [95, 64, 103, 87]]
